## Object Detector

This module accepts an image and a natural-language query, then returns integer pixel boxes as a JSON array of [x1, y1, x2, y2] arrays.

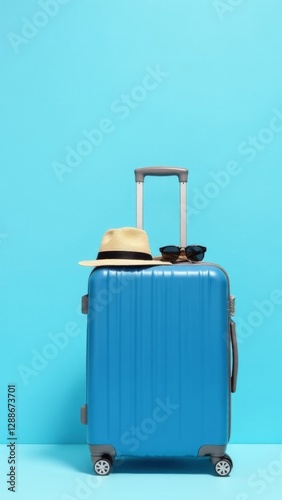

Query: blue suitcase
[[80, 167, 238, 476]]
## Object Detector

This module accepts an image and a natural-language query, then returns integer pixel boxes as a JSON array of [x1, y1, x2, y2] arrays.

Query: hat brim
[[153, 255, 199, 263], [79, 259, 171, 267]]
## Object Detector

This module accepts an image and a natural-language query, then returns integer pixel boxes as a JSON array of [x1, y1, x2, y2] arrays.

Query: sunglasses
[[159, 245, 207, 263]]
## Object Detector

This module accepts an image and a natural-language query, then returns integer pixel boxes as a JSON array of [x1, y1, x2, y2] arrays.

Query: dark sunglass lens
[[160, 246, 179, 254], [160, 246, 180, 262], [160, 246, 180, 256], [195, 252, 204, 261], [186, 246, 205, 261], [192, 246, 205, 261]]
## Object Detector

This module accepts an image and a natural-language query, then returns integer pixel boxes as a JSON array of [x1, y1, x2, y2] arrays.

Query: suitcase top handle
[[135, 167, 188, 183], [135, 167, 188, 246]]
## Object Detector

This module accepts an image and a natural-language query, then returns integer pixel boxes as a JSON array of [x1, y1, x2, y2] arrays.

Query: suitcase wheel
[[213, 454, 233, 477], [93, 456, 112, 476]]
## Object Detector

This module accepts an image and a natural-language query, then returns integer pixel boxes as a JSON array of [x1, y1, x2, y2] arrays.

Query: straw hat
[[79, 227, 171, 267]]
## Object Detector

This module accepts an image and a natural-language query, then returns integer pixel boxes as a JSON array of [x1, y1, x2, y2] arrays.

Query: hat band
[[97, 250, 153, 261]]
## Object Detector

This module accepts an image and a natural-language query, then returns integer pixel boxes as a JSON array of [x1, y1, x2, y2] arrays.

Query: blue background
[[0, 0, 282, 445]]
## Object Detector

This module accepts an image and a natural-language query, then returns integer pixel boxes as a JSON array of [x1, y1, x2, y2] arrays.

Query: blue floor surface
[[0, 445, 282, 499]]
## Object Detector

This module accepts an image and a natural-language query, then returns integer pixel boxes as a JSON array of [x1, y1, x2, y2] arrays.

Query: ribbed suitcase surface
[[86, 264, 230, 458]]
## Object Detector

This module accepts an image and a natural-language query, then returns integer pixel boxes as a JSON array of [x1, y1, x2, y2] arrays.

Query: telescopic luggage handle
[[135, 167, 188, 183], [134, 167, 189, 247]]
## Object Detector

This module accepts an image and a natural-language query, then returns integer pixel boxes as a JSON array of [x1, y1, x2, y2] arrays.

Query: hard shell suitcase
[[81, 167, 238, 476]]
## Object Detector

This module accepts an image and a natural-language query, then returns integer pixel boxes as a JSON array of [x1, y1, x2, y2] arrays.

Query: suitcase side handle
[[135, 167, 189, 246], [81, 294, 88, 314], [135, 167, 188, 183], [230, 320, 238, 393]]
